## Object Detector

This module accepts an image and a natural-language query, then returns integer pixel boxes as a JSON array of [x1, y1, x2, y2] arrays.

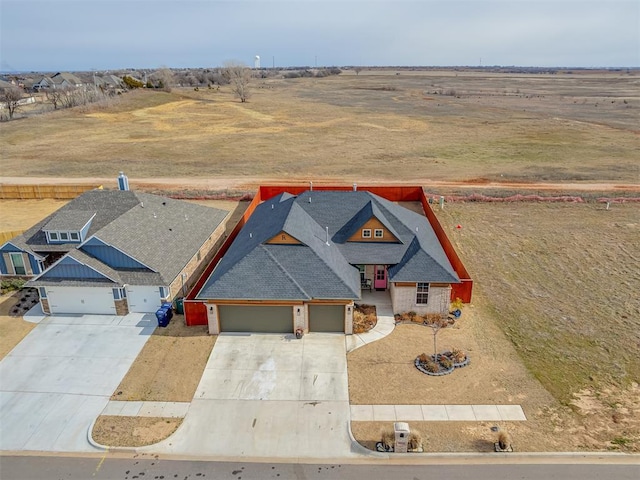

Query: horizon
[[1, 0, 638, 72]]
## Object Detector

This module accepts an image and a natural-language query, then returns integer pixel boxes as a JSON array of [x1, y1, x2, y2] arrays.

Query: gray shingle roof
[[197, 190, 458, 301], [42, 210, 95, 231], [18, 189, 228, 287]]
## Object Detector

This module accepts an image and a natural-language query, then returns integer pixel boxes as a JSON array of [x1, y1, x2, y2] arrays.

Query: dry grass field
[[1, 70, 638, 183]]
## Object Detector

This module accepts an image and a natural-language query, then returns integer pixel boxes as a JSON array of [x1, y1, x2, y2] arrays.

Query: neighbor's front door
[[374, 265, 387, 290]]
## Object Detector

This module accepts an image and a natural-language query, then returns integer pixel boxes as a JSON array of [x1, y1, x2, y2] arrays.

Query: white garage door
[[126, 286, 162, 313], [47, 287, 116, 315]]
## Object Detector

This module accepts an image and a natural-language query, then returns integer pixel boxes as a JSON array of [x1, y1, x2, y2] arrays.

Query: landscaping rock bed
[[415, 351, 469, 376], [9, 288, 39, 317]]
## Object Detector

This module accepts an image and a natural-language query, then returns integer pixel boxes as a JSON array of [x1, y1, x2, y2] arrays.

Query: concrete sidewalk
[[346, 291, 395, 352], [351, 404, 527, 422], [102, 401, 190, 418]]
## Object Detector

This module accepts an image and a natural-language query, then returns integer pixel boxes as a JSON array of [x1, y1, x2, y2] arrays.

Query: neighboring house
[[33, 72, 84, 90], [94, 74, 125, 90], [195, 189, 462, 335], [0, 189, 228, 316]]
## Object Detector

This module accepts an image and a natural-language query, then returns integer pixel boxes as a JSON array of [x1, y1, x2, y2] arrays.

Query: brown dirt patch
[[0, 199, 68, 231], [92, 416, 182, 448], [0, 292, 36, 360], [111, 315, 215, 402]]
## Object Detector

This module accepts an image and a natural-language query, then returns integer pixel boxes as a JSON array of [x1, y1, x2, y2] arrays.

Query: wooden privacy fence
[[0, 230, 24, 244], [0, 184, 103, 199]]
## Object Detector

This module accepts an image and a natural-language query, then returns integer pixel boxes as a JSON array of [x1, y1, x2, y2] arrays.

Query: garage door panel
[[219, 306, 292, 333], [126, 286, 162, 313], [47, 287, 115, 315], [309, 305, 344, 333]]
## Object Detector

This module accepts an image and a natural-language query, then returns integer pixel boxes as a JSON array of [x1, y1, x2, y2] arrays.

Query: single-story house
[[195, 189, 463, 335], [0, 188, 228, 315], [33, 72, 84, 91]]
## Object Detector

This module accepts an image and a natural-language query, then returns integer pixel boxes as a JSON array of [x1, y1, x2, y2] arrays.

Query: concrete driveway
[[0, 312, 154, 452], [147, 333, 358, 459]]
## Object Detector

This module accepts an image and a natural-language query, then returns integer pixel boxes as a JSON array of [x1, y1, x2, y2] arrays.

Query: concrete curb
[[87, 418, 140, 453]]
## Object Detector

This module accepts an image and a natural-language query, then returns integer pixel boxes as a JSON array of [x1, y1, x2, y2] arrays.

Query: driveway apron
[[146, 333, 358, 459], [0, 313, 154, 452]]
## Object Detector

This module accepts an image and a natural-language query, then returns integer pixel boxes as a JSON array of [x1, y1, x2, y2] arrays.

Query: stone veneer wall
[[114, 298, 129, 316], [40, 298, 50, 314]]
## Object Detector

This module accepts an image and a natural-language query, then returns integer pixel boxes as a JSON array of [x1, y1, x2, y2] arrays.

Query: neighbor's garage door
[[219, 305, 293, 333], [309, 305, 345, 332], [126, 286, 162, 313], [47, 286, 116, 315]]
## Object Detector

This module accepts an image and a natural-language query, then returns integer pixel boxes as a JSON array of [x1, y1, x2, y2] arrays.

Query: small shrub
[[439, 357, 453, 369], [418, 353, 429, 364], [451, 348, 466, 363], [498, 431, 512, 450], [451, 297, 463, 311], [408, 430, 423, 451], [411, 314, 424, 324], [424, 359, 439, 373]]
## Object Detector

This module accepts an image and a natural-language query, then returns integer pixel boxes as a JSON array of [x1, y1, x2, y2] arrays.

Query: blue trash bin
[[156, 307, 170, 327]]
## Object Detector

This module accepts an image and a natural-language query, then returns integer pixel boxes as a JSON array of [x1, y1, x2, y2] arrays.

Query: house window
[[362, 229, 372, 238], [59, 232, 69, 241], [416, 282, 429, 304], [49, 232, 59, 241], [70, 232, 79, 241], [9, 253, 26, 275], [374, 229, 384, 238], [112, 287, 127, 300], [159, 286, 169, 298], [38, 287, 47, 299]]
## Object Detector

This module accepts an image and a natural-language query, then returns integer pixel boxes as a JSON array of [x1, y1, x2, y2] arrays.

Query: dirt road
[[2, 176, 638, 193]]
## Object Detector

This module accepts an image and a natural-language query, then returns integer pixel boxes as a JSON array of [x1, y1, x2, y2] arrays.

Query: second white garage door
[[47, 286, 116, 315], [126, 286, 163, 313]]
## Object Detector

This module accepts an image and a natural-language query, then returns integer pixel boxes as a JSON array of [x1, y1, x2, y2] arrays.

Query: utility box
[[394, 422, 410, 453]]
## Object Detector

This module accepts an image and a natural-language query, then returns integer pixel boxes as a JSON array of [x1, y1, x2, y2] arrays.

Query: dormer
[[334, 200, 402, 244], [42, 210, 96, 244], [348, 217, 400, 243]]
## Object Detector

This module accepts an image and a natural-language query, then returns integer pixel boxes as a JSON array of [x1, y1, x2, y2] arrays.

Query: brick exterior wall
[[390, 283, 452, 315], [40, 298, 50, 314], [168, 220, 228, 300], [114, 298, 129, 316]]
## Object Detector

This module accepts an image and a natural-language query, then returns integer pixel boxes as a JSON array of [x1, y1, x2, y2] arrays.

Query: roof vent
[[250, 232, 253, 238], [153, 212, 157, 219], [140, 202, 144, 208], [353, 183, 357, 191], [309, 181, 313, 191], [117, 172, 129, 191], [271, 204, 274, 209], [309, 197, 312, 203], [325, 226, 330, 246]]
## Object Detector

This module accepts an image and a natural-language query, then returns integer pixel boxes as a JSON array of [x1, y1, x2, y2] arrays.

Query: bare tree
[[1, 87, 23, 120], [354, 67, 363, 76], [155, 67, 174, 92], [45, 89, 65, 109], [222, 61, 251, 102]]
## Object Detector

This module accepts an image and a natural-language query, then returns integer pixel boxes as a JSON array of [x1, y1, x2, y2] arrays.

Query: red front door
[[374, 265, 387, 290]]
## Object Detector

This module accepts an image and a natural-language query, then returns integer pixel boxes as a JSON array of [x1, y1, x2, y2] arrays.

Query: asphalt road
[[1, 455, 638, 480]]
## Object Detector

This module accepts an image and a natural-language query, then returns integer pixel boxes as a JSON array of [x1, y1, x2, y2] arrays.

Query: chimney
[[310, 181, 313, 191], [117, 171, 129, 191], [353, 183, 357, 191]]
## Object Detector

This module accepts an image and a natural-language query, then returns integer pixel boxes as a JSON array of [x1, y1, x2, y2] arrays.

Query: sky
[[1, 0, 638, 72]]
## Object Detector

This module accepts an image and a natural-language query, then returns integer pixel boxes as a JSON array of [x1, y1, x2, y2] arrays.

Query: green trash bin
[[175, 297, 184, 314]]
